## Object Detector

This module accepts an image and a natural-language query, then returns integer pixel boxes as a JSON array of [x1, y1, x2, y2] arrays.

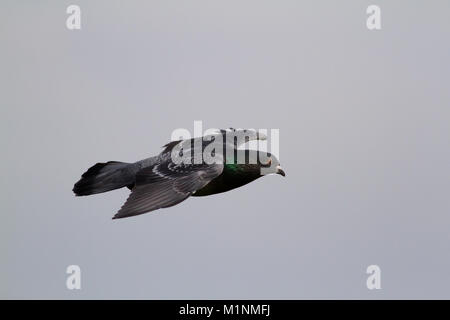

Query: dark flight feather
[[113, 160, 223, 219]]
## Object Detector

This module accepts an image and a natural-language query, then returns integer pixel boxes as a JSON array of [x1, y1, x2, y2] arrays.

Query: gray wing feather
[[113, 161, 223, 219]]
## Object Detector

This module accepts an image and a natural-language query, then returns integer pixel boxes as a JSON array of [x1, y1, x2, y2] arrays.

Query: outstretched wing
[[113, 160, 223, 219]]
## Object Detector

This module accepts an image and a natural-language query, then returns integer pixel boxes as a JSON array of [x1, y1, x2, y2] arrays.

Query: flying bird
[[73, 129, 285, 219]]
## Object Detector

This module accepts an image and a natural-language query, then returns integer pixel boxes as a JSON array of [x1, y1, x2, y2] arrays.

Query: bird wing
[[113, 160, 223, 219], [163, 129, 265, 157]]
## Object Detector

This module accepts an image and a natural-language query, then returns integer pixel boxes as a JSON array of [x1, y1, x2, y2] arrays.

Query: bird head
[[257, 151, 285, 177]]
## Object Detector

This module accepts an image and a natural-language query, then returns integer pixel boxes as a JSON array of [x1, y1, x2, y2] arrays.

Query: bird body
[[73, 129, 285, 219], [193, 159, 264, 197]]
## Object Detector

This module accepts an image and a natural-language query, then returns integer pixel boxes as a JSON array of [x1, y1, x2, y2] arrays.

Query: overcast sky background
[[1, 1, 449, 299]]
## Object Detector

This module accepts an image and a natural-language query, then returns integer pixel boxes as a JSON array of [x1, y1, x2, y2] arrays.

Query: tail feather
[[73, 161, 133, 196]]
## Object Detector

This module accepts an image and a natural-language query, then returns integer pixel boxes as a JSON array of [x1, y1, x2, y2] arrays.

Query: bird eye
[[261, 157, 272, 167]]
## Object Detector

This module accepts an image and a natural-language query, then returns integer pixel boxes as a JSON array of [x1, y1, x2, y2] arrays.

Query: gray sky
[[1, 0, 449, 299]]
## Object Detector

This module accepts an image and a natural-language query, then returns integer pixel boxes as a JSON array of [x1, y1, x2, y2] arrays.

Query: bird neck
[[224, 163, 262, 178]]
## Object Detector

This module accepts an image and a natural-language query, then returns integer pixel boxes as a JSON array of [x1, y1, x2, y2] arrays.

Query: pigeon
[[73, 128, 285, 219]]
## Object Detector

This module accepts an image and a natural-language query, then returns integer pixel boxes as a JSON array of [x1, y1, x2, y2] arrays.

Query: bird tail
[[73, 161, 133, 196]]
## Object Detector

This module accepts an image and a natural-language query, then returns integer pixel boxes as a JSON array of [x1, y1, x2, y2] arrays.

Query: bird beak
[[276, 166, 286, 177]]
